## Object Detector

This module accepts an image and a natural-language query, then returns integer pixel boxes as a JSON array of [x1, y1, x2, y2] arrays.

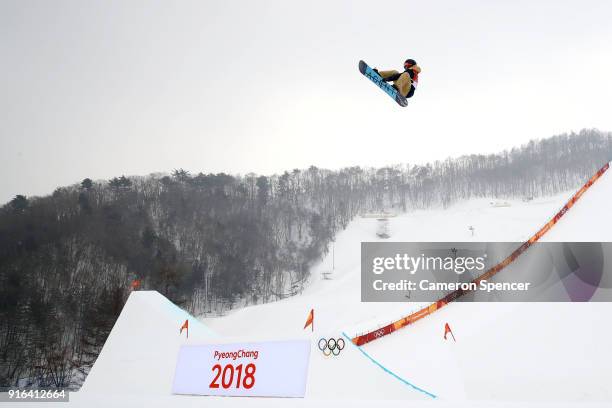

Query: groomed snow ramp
[[82, 291, 433, 401], [82, 291, 216, 395]]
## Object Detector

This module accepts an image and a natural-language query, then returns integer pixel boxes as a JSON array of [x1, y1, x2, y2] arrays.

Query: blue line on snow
[[341, 332, 437, 399]]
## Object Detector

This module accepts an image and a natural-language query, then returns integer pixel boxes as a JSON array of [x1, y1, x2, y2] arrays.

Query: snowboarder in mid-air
[[375, 59, 421, 99], [358, 58, 421, 107]]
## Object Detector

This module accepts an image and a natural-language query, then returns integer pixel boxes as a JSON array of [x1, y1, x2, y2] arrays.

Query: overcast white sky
[[2, 0, 612, 204]]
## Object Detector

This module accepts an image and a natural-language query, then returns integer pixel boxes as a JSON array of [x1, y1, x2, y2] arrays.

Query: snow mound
[[82, 291, 216, 395]]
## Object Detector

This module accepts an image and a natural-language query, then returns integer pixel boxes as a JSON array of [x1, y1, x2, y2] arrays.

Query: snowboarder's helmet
[[404, 59, 417, 69]]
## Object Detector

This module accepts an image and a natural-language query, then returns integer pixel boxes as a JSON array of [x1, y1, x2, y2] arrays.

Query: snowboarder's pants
[[379, 70, 412, 97]]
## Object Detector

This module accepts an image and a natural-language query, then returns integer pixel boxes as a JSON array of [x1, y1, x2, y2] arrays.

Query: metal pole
[[332, 242, 335, 271]]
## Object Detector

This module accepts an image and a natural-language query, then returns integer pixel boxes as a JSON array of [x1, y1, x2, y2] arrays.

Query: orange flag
[[180, 319, 189, 339], [303, 309, 314, 332], [444, 322, 455, 341]]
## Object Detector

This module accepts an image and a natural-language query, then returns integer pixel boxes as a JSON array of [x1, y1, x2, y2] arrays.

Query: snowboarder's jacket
[[379, 64, 421, 98]]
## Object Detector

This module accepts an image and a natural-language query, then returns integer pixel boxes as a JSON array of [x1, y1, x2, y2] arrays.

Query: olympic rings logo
[[374, 329, 385, 338], [318, 337, 345, 357]]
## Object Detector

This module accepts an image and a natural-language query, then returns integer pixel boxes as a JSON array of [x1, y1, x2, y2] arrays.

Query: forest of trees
[[1, 129, 612, 389]]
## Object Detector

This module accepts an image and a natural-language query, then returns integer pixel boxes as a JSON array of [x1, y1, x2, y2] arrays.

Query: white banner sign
[[172, 339, 311, 398]]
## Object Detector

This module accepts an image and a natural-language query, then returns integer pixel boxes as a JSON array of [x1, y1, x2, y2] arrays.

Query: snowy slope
[[339, 173, 612, 401], [203, 193, 576, 341], [202, 172, 612, 402], [71, 168, 612, 406]]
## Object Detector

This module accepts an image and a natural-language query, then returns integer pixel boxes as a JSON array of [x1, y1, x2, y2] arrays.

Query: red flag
[[303, 309, 314, 332], [444, 322, 455, 341], [180, 319, 189, 339]]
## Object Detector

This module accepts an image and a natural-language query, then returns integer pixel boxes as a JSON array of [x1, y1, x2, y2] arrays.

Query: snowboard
[[358, 60, 408, 107]]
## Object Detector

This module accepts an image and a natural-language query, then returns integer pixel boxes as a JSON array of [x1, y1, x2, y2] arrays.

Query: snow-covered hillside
[[31, 167, 612, 407]]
